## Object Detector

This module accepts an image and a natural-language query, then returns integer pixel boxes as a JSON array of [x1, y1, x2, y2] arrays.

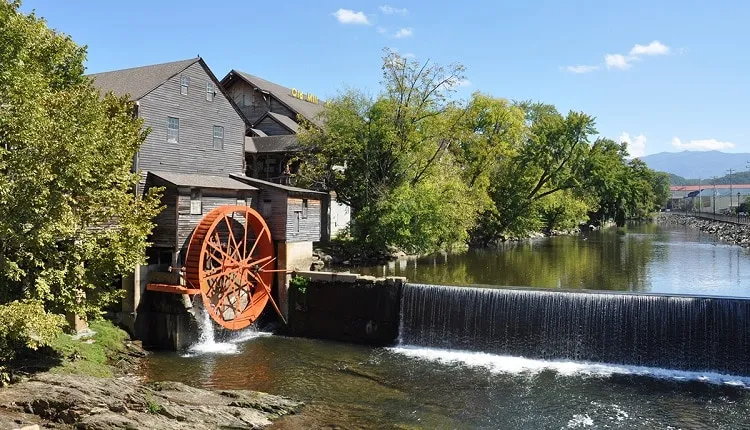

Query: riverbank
[[0, 321, 302, 429], [655, 213, 750, 247]]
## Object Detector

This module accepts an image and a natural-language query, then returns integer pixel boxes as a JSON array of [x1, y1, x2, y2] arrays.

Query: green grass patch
[[48, 320, 130, 378]]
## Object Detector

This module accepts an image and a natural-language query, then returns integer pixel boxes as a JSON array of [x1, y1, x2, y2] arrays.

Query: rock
[[0, 373, 302, 429]]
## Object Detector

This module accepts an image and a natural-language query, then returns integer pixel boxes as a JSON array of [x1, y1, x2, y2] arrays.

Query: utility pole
[[712, 176, 717, 217], [728, 169, 735, 209], [698, 177, 702, 214]]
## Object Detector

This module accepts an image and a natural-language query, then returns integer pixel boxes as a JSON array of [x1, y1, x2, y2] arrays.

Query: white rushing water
[[183, 306, 271, 356], [390, 345, 750, 388]]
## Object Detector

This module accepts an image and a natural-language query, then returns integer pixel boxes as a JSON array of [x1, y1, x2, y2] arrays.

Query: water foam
[[183, 308, 238, 356], [390, 345, 750, 387]]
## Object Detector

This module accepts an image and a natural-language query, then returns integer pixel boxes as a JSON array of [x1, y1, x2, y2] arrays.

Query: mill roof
[[222, 70, 325, 127], [230, 174, 326, 197], [89, 58, 200, 100], [245, 135, 300, 154], [148, 171, 257, 191]]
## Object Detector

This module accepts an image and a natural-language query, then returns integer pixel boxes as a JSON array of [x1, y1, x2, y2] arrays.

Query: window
[[180, 75, 189, 95], [236, 191, 247, 207], [213, 126, 224, 150], [167, 117, 179, 143], [302, 199, 309, 219], [206, 82, 215, 101], [190, 188, 202, 215], [261, 200, 272, 218]]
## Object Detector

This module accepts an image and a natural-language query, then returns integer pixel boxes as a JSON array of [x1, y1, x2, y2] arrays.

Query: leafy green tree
[[296, 49, 476, 254], [0, 1, 162, 319]]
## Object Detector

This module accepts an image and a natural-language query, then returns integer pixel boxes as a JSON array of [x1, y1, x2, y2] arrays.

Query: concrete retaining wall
[[285, 272, 405, 345]]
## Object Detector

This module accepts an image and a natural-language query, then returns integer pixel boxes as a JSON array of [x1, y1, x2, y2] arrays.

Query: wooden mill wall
[[175, 188, 259, 252], [147, 185, 178, 249], [285, 197, 322, 242], [136, 61, 245, 185], [258, 189, 288, 242], [254, 116, 292, 136]]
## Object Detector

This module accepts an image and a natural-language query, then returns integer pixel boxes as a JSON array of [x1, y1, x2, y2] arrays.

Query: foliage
[[0, 1, 162, 317], [289, 275, 310, 295], [0, 299, 66, 365], [297, 49, 478, 254], [146, 395, 164, 414]]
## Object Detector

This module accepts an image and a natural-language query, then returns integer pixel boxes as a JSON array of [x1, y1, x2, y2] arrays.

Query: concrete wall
[[285, 272, 404, 346], [276, 242, 314, 319]]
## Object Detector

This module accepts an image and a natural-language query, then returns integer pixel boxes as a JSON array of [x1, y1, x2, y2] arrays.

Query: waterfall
[[399, 284, 750, 375], [186, 304, 238, 355]]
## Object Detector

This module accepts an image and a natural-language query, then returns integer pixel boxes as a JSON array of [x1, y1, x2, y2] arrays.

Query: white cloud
[[377, 26, 387, 34], [379, 5, 408, 15], [393, 27, 413, 38], [630, 40, 670, 56], [671, 137, 736, 151], [619, 132, 647, 158], [605, 54, 633, 70], [562, 65, 600, 74], [332, 9, 370, 25], [403, 52, 416, 59]]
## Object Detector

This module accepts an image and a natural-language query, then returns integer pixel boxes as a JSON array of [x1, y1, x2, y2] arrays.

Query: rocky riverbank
[[0, 373, 301, 429], [0, 321, 302, 429], [655, 214, 750, 247]]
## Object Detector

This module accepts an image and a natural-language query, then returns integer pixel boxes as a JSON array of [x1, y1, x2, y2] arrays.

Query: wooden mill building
[[90, 58, 324, 342]]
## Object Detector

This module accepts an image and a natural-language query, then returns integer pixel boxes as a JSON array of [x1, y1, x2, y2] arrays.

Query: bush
[[0, 300, 66, 364]]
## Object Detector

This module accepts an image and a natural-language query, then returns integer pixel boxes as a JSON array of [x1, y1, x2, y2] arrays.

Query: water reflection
[[348, 223, 750, 297]]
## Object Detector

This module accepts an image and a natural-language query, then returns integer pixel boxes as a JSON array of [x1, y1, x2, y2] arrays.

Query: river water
[[140, 223, 750, 429]]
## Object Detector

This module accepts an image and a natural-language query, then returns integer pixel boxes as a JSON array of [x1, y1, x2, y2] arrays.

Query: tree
[[296, 49, 477, 254], [0, 1, 162, 319]]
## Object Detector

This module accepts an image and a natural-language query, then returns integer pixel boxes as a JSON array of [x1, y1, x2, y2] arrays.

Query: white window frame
[[213, 125, 224, 150], [167, 117, 179, 143], [190, 188, 202, 215], [206, 82, 215, 101], [302, 199, 309, 219], [180, 75, 189, 95]]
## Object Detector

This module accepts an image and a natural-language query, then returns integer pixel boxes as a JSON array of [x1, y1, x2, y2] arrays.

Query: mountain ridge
[[638, 150, 750, 179]]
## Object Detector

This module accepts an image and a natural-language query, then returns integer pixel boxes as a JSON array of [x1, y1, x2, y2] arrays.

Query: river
[[140, 223, 750, 429]]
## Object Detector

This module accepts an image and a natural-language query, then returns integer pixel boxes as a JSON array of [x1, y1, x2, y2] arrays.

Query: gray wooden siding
[[136, 62, 245, 182], [258, 189, 288, 241], [176, 188, 259, 251], [227, 82, 268, 124], [285, 197, 321, 242], [255, 116, 290, 136], [269, 99, 295, 120], [147, 185, 178, 249]]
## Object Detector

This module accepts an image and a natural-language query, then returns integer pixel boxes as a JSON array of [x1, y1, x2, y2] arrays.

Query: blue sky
[[20, 0, 750, 156]]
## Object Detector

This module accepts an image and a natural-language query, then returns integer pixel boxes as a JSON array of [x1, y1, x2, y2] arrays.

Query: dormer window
[[180, 75, 189, 95], [206, 82, 215, 101]]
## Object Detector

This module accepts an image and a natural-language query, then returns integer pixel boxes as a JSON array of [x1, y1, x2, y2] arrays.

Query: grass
[[47, 320, 130, 378], [145, 395, 163, 414]]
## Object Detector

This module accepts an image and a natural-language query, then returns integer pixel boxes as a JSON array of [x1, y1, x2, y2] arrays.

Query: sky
[[19, 0, 750, 157]]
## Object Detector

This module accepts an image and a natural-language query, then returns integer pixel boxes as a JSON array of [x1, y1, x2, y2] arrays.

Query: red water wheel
[[184, 205, 284, 330]]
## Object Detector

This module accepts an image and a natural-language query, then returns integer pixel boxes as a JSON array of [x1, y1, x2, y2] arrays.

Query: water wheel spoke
[[244, 226, 268, 263], [223, 215, 243, 262], [258, 257, 277, 271], [207, 238, 237, 266]]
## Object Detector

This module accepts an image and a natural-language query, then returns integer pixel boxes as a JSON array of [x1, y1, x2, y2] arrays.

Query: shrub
[[0, 300, 66, 364]]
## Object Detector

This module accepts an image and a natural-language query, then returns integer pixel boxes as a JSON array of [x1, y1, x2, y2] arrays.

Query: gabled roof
[[245, 135, 300, 154], [89, 57, 249, 127], [148, 171, 257, 190], [257, 111, 300, 134], [221, 70, 325, 127], [230, 174, 327, 197], [250, 128, 268, 137], [89, 58, 199, 100]]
